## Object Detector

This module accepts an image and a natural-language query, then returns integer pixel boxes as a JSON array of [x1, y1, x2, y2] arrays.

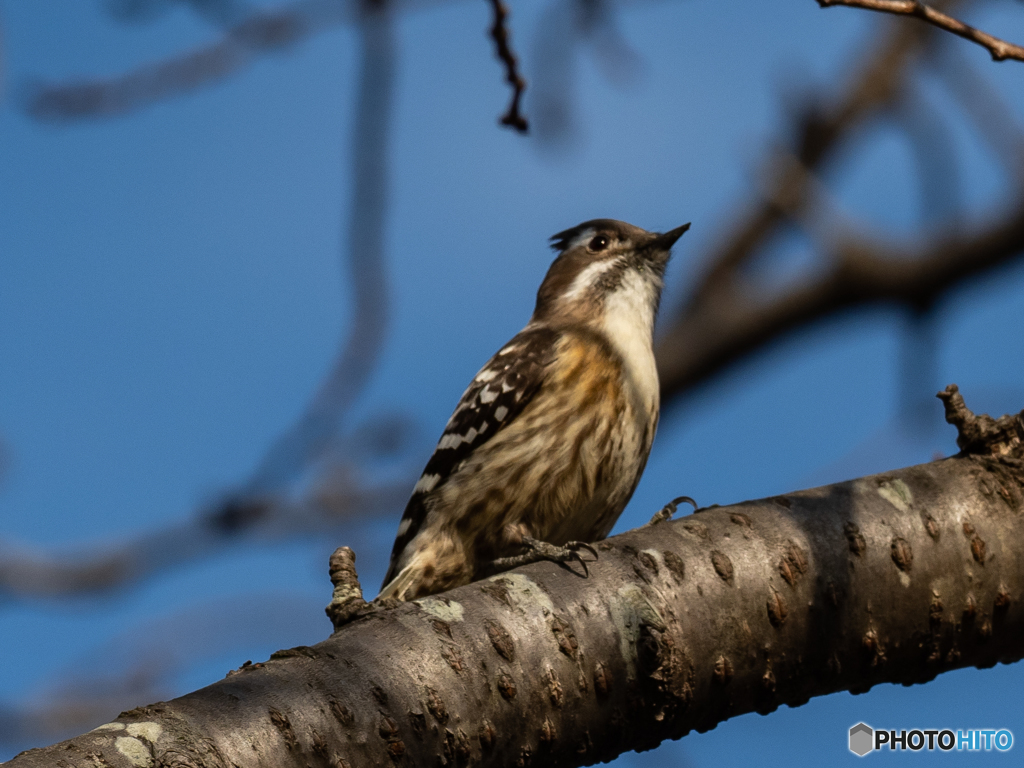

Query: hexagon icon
[[849, 723, 874, 756]]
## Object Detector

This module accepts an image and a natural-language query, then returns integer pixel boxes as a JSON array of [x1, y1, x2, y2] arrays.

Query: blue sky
[[2, 0, 1024, 764]]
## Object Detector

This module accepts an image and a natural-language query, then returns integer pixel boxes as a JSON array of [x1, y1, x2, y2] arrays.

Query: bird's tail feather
[[377, 562, 418, 601]]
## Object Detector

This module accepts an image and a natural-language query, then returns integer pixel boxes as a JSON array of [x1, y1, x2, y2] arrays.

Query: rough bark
[[5, 387, 1023, 768]]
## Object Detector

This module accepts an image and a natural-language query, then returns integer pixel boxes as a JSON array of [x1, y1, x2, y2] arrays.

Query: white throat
[[600, 270, 660, 411]]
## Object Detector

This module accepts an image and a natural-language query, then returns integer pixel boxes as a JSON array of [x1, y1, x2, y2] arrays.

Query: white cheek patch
[[563, 258, 620, 302]]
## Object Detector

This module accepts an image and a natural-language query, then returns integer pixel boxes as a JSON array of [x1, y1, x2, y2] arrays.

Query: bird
[[378, 218, 689, 601]]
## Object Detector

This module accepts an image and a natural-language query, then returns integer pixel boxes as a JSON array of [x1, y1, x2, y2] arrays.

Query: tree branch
[[657, 194, 1024, 398], [0, 478, 408, 599], [243, 0, 396, 496], [817, 0, 1024, 63], [655, 13, 1024, 402], [6, 391, 1023, 768], [486, 0, 529, 132], [0, 0, 402, 602]]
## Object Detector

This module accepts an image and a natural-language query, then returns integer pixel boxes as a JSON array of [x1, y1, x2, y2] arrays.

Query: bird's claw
[[499, 536, 602, 577], [648, 495, 698, 526], [558, 540, 598, 576]]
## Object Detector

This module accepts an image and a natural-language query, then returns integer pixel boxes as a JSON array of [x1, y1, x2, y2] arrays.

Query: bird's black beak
[[649, 223, 691, 251]]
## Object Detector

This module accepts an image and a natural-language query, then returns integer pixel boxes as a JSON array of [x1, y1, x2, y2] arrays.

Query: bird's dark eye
[[588, 235, 610, 252]]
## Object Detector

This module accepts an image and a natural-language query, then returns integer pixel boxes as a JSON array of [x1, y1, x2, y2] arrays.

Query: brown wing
[[379, 325, 558, 591]]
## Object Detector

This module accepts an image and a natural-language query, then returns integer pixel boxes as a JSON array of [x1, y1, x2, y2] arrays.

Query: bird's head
[[533, 219, 689, 326]]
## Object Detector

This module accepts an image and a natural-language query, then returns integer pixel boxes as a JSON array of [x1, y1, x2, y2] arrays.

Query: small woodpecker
[[379, 219, 689, 601]]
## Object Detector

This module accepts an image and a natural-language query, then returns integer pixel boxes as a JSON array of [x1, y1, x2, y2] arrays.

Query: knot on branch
[[326, 546, 370, 631], [936, 384, 1024, 458]]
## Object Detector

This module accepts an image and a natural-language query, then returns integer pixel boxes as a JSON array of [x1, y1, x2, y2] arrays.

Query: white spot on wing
[[495, 405, 509, 421], [437, 428, 478, 451], [480, 388, 498, 404], [475, 368, 498, 383], [414, 473, 440, 493], [438, 433, 461, 450]]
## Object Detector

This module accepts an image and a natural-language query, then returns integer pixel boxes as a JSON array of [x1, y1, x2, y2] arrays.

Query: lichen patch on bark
[[90, 723, 125, 733], [114, 736, 153, 767], [415, 597, 465, 623], [125, 723, 162, 744], [609, 584, 666, 678], [489, 573, 556, 614], [878, 478, 913, 513]]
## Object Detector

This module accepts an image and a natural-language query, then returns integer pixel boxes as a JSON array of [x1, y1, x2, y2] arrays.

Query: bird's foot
[[491, 536, 598, 576], [647, 495, 698, 526]]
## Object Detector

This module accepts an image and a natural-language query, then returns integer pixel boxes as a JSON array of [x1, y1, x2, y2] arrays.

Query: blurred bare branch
[[3, 2, 1024, 754], [245, 0, 396, 496], [932, 38, 1024, 180], [25, 0, 348, 121], [817, 0, 1024, 62], [0, 475, 408, 599], [530, 0, 640, 144], [893, 80, 962, 224], [655, 16, 1024, 402], [0, 593, 327, 747], [487, 0, 529, 132], [5, 2, 1024, 611], [0, 0, 404, 602], [0, 0, 401, 607], [576, 0, 640, 87], [104, 0, 251, 27], [530, 0, 577, 141]]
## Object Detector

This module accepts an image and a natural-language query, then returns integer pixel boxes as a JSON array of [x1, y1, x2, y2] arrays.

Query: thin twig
[[817, 0, 1024, 62], [487, 0, 529, 133]]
